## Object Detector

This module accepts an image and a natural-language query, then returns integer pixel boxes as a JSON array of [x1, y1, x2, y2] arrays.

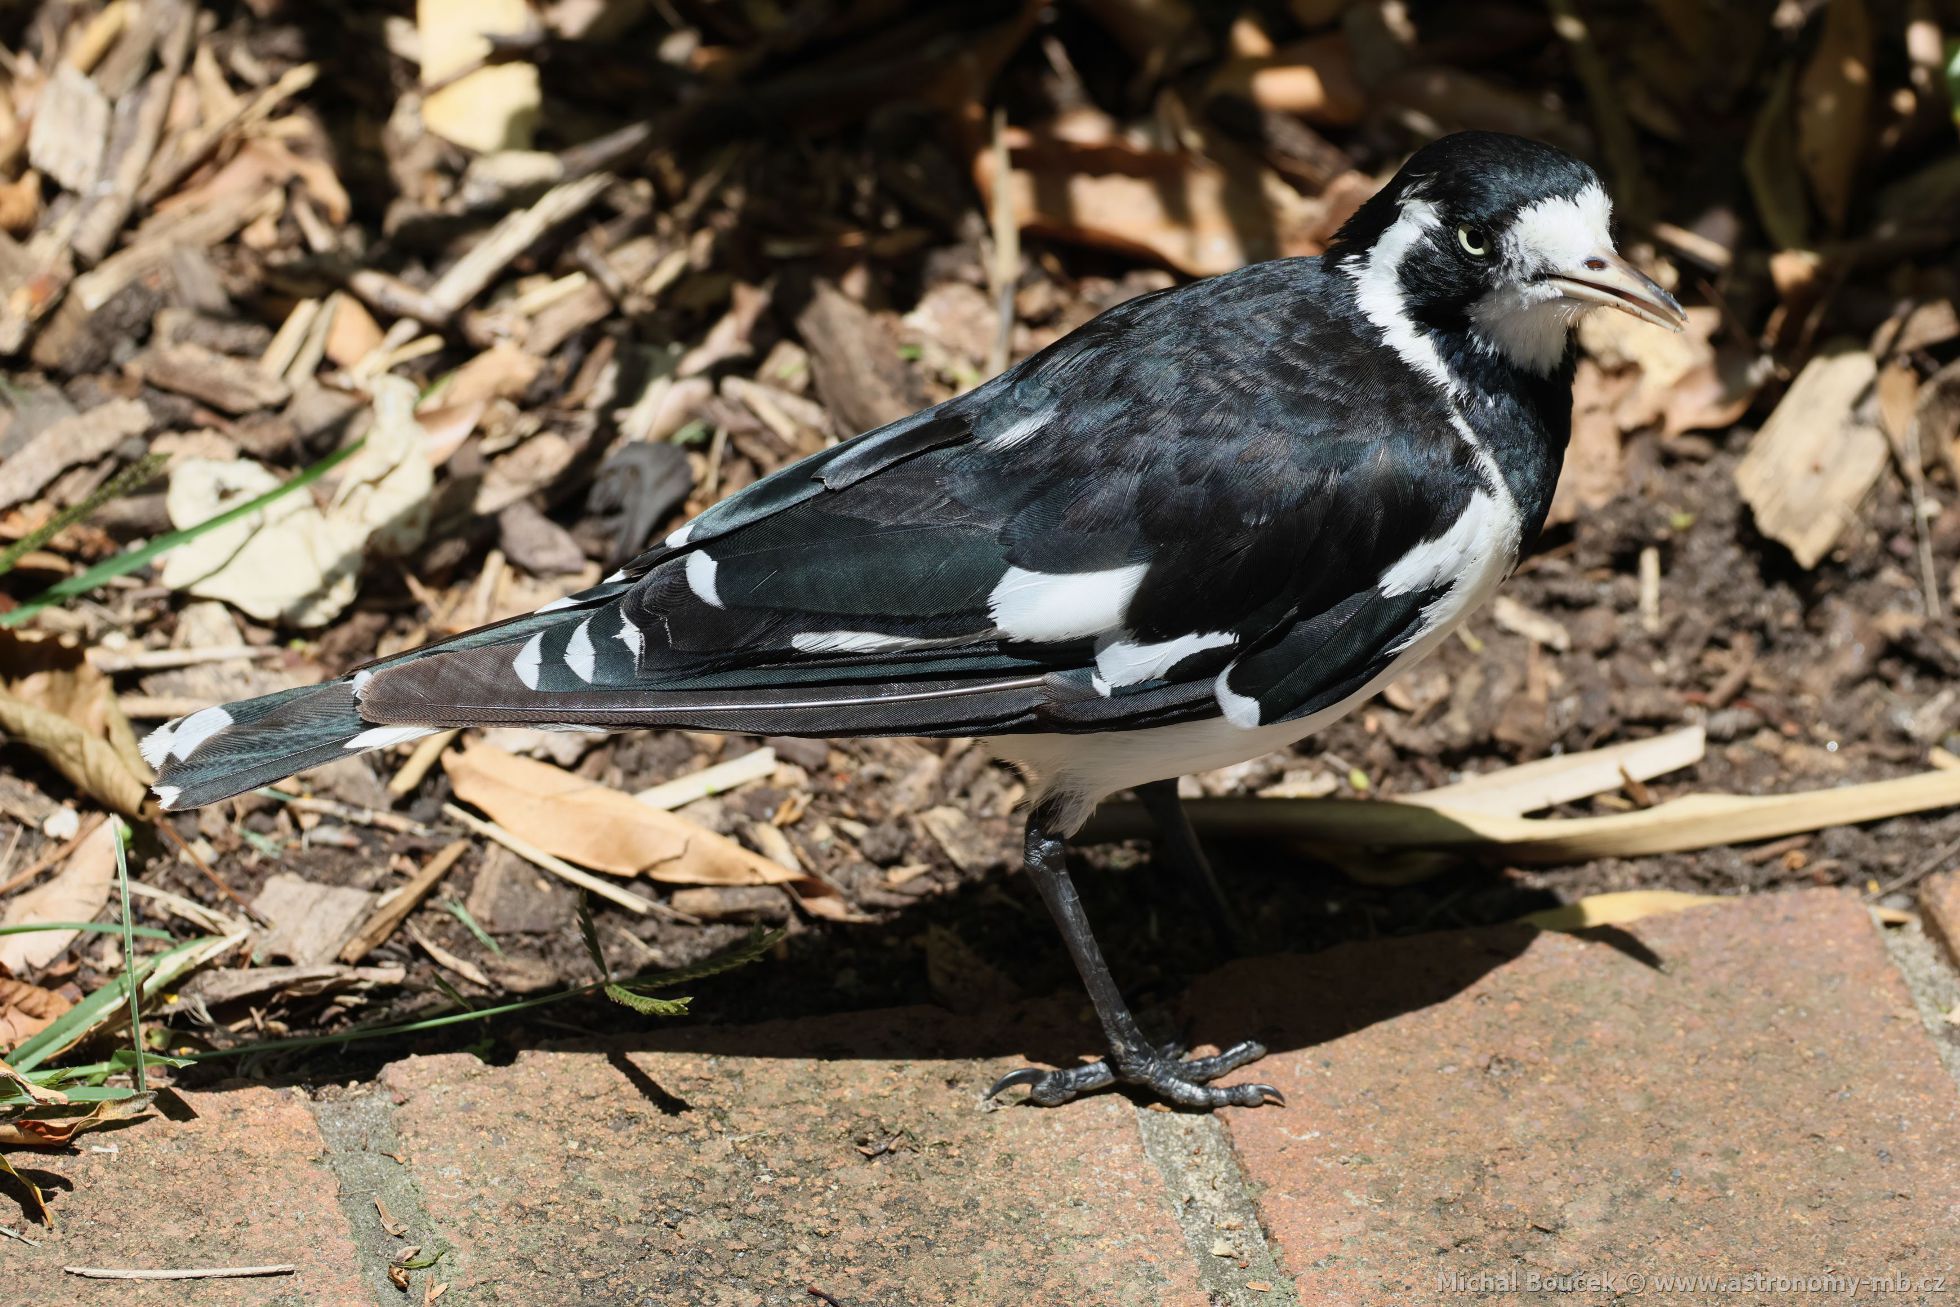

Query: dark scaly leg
[[984, 797, 1282, 1110], [1135, 778, 1248, 954]]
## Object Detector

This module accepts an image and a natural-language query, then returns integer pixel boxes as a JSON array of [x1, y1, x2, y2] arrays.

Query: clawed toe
[[983, 1039, 1281, 1111]]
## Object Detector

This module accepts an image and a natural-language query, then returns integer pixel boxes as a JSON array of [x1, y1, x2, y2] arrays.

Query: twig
[[88, 645, 281, 673], [65, 1265, 297, 1281], [340, 841, 470, 963], [373, 171, 614, 354], [70, 0, 195, 264], [634, 747, 777, 810], [442, 803, 656, 916], [260, 791, 435, 837], [117, 694, 218, 720], [0, 1224, 44, 1246], [389, 729, 461, 797], [137, 62, 319, 204], [1904, 412, 1945, 621], [1866, 829, 1960, 900]]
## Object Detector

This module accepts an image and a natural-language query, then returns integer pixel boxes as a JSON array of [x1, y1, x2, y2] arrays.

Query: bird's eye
[[1457, 225, 1490, 258]]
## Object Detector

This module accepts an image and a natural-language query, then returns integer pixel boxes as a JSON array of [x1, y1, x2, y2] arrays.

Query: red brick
[[1920, 869, 1960, 970], [1190, 889, 1960, 1303], [380, 1002, 1207, 1306], [10, 1085, 367, 1307]]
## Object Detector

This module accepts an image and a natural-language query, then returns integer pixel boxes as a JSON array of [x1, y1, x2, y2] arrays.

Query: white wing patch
[[790, 630, 980, 655], [146, 705, 232, 764], [686, 550, 723, 608], [1213, 665, 1263, 729], [1095, 631, 1236, 690], [986, 411, 1048, 449], [565, 617, 597, 682], [988, 563, 1149, 643], [513, 632, 545, 690], [1380, 490, 1503, 598]]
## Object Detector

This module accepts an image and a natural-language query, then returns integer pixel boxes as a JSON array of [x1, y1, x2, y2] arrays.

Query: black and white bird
[[144, 132, 1684, 1111]]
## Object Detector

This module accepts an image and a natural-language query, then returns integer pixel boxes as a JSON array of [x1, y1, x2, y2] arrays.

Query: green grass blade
[[0, 922, 174, 941], [7, 933, 232, 1072], [0, 454, 167, 578], [0, 438, 366, 628], [110, 818, 146, 1092], [441, 897, 504, 957]]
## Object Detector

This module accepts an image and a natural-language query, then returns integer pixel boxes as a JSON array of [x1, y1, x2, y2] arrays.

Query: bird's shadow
[[159, 804, 1673, 1119]]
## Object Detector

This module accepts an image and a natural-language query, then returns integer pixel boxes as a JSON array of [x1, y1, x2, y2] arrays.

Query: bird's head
[[1330, 132, 1686, 380]]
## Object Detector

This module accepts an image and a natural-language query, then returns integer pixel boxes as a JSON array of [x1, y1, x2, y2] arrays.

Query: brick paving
[[7, 888, 1960, 1306]]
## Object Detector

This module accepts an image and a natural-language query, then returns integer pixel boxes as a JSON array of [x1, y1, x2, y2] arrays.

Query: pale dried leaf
[[0, 819, 116, 973], [419, 0, 541, 152], [443, 742, 797, 885]]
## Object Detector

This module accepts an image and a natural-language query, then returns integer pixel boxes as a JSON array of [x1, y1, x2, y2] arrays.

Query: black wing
[[356, 259, 1488, 738]]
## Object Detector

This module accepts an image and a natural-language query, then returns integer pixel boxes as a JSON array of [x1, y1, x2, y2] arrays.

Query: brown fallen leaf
[[1734, 344, 1887, 569], [442, 742, 796, 885], [0, 1090, 155, 1148], [0, 688, 150, 819], [0, 818, 116, 974], [0, 973, 73, 1050]]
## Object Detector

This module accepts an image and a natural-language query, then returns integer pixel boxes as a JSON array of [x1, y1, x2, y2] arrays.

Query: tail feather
[[144, 575, 638, 811]]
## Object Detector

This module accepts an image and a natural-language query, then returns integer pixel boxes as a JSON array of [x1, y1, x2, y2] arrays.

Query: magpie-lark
[[144, 131, 1684, 1112]]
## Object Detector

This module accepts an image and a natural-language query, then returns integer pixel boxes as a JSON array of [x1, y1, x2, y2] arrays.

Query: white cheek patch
[[1507, 181, 1612, 275], [988, 563, 1149, 643]]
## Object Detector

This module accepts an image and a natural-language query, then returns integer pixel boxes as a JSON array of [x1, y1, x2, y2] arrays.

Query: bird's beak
[[1546, 250, 1687, 332]]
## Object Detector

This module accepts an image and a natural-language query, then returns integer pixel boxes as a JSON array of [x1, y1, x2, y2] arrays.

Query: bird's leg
[[984, 798, 1282, 1110], [1135, 778, 1249, 954]]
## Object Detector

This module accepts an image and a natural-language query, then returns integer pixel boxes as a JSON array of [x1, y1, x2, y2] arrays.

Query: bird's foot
[[984, 1039, 1282, 1110]]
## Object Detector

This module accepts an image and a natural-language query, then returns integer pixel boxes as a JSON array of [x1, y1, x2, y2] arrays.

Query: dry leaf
[[0, 689, 149, 818], [0, 1090, 155, 1148], [419, 0, 541, 153], [0, 974, 74, 1049], [159, 377, 433, 625], [1519, 890, 1724, 932], [1734, 344, 1887, 569], [0, 818, 116, 974], [443, 742, 797, 885]]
